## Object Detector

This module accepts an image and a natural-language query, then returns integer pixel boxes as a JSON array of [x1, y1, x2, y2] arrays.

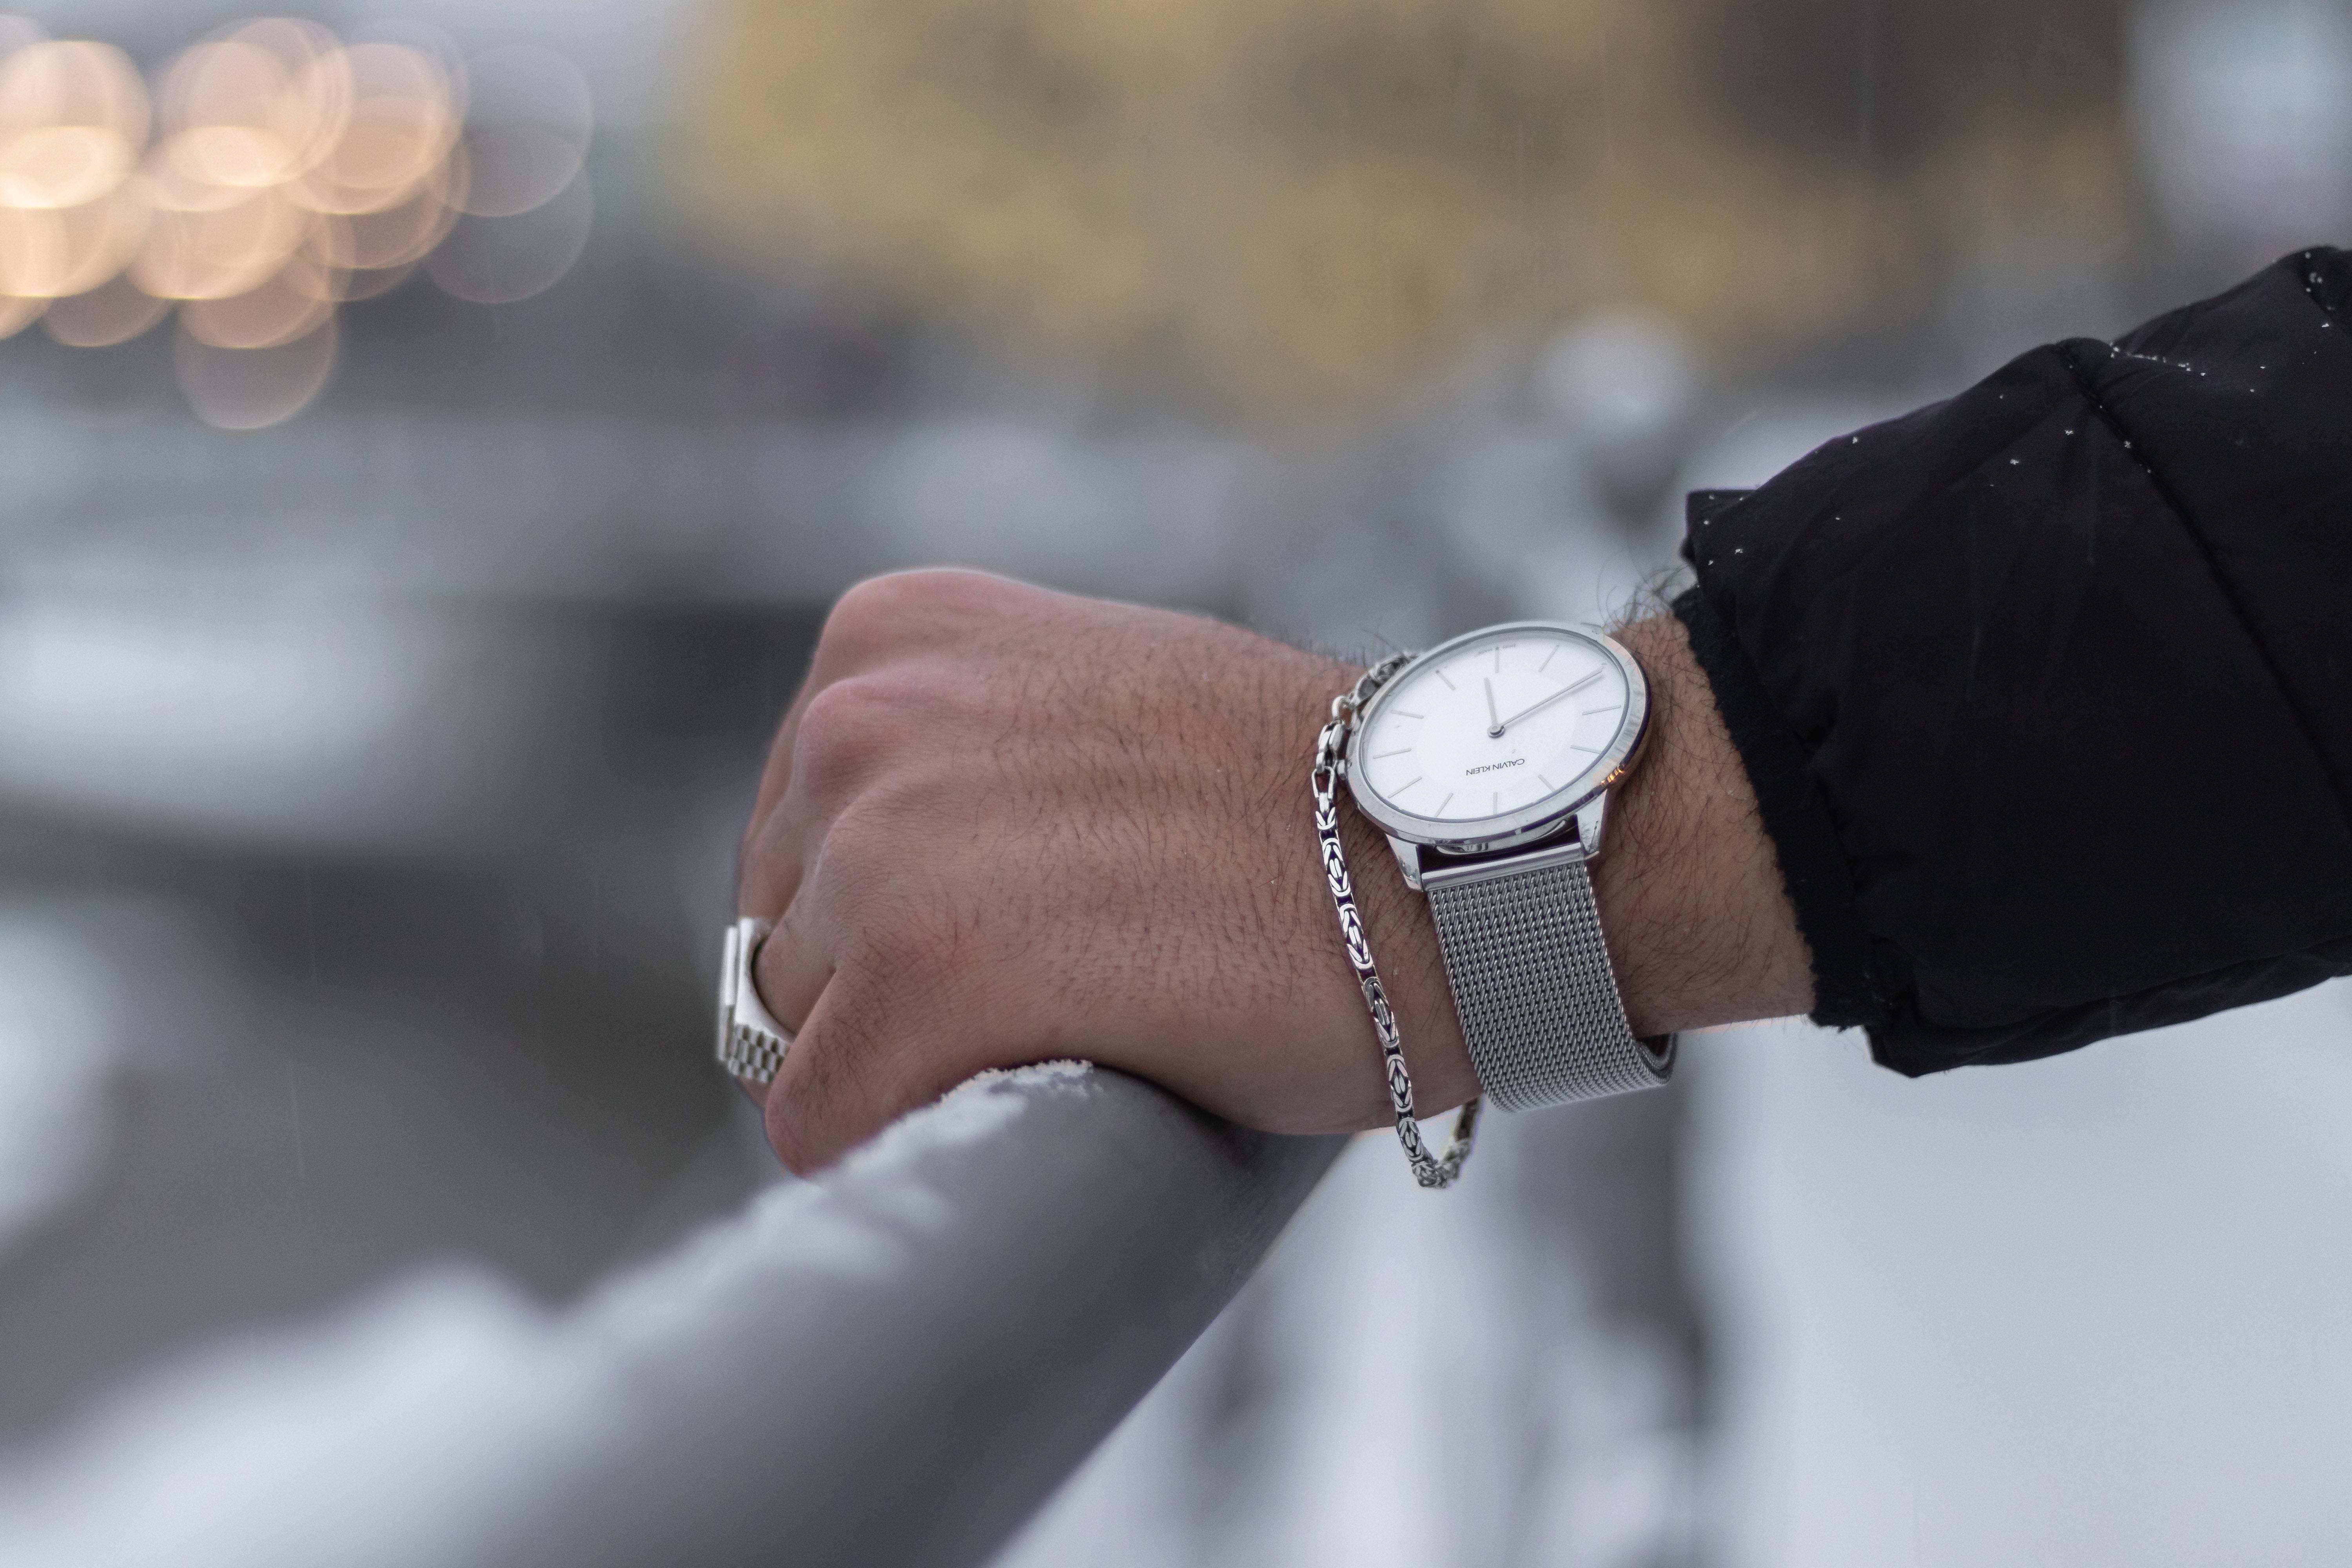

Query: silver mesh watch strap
[[1424, 842, 1674, 1112]]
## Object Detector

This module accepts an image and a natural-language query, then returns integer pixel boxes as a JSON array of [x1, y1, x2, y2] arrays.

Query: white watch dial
[[1354, 628, 1631, 826]]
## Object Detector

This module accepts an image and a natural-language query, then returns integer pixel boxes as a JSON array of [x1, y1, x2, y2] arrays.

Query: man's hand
[[737, 569, 1811, 1174]]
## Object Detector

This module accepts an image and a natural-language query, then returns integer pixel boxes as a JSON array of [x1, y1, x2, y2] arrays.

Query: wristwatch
[[1343, 621, 1674, 1111]]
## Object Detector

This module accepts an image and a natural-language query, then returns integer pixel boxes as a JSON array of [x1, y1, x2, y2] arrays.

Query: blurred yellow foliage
[[684, 0, 2129, 418]]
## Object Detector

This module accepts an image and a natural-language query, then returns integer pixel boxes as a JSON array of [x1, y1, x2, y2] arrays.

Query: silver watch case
[[1343, 621, 1652, 891]]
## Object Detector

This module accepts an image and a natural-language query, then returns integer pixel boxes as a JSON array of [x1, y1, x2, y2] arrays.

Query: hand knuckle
[[820, 573, 908, 648], [826, 568, 1030, 648], [883, 566, 1010, 606], [812, 576, 921, 675], [791, 676, 903, 797]]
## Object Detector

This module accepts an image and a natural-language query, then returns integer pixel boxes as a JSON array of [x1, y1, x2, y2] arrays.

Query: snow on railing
[[0, 1063, 1342, 1568]]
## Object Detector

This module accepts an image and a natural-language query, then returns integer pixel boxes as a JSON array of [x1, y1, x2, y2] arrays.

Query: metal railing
[[5, 1064, 1341, 1568], [464, 1065, 1338, 1568]]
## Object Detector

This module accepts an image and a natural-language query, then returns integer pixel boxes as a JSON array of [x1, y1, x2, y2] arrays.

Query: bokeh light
[[456, 45, 592, 219], [0, 15, 594, 429], [426, 172, 593, 305], [42, 270, 166, 346], [172, 310, 337, 430]]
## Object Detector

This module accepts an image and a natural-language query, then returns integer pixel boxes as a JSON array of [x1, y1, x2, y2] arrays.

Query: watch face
[[1348, 623, 1643, 844]]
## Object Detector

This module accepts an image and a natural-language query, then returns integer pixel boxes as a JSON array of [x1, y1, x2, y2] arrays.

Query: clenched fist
[[736, 570, 1808, 1174]]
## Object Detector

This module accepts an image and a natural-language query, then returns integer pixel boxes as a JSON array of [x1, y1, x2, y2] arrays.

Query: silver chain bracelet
[[1312, 654, 1481, 1189]]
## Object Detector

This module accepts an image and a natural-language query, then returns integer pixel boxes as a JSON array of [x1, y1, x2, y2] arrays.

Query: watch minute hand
[[1497, 670, 1601, 732]]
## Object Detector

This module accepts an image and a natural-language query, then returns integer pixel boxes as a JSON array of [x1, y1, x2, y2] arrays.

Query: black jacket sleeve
[[1673, 246, 2352, 1074]]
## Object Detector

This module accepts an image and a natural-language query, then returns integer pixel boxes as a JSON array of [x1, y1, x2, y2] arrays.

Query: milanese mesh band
[[1424, 844, 1674, 1112]]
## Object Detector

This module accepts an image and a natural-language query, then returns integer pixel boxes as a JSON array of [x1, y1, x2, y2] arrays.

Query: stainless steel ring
[[715, 915, 796, 1085]]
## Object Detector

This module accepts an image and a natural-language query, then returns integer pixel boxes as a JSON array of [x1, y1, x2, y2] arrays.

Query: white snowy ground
[[1001, 982, 2352, 1568], [1696, 986, 2352, 1568]]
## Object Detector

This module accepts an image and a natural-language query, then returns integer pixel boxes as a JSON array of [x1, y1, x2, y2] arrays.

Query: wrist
[[1595, 614, 1815, 1036]]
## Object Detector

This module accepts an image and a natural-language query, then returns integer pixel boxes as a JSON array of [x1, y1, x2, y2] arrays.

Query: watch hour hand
[[1496, 670, 1601, 732], [1485, 677, 1502, 738]]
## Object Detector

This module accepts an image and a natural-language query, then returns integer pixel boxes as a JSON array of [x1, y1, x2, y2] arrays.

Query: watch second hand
[[1497, 670, 1602, 733], [1485, 677, 1502, 738]]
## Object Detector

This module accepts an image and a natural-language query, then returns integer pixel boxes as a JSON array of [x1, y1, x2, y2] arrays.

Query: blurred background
[[0, 0, 2347, 1563]]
